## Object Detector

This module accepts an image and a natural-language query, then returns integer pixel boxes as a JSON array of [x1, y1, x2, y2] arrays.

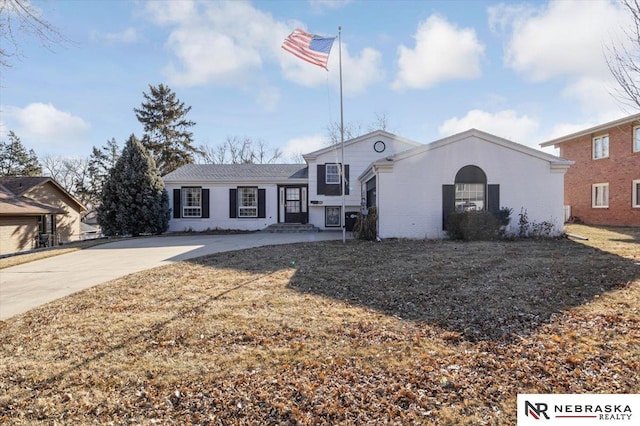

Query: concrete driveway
[[0, 232, 344, 321]]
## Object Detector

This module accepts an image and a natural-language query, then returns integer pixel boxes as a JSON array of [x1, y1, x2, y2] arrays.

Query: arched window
[[454, 165, 486, 212]]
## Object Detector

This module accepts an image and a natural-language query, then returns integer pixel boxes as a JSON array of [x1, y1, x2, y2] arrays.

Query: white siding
[[166, 183, 279, 232], [307, 134, 418, 229], [378, 135, 567, 239]]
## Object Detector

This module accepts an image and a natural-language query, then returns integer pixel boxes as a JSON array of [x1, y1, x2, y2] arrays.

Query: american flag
[[281, 29, 336, 70]]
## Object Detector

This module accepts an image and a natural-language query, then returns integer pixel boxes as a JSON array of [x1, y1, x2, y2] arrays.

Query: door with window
[[279, 186, 307, 223]]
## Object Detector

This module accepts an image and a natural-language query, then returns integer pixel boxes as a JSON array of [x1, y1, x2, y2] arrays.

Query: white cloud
[[255, 86, 281, 113], [163, 27, 263, 86], [438, 109, 539, 146], [392, 15, 485, 90], [560, 76, 627, 122], [490, 0, 634, 127], [309, 0, 353, 12], [92, 27, 139, 44], [1, 103, 91, 155], [143, 1, 383, 97], [144, 1, 289, 88], [144, 0, 199, 26], [281, 134, 326, 161], [280, 41, 385, 95], [495, 0, 627, 81]]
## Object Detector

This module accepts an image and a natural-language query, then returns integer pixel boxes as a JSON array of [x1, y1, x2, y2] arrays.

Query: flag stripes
[[282, 29, 335, 70]]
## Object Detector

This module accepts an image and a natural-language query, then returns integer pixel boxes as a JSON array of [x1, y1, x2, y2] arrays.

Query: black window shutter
[[344, 164, 350, 195], [202, 189, 210, 218], [317, 164, 326, 195], [488, 184, 500, 217], [258, 189, 266, 218], [229, 188, 237, 218], [173, 188, 181, 219], [442, 185, 455, 231]]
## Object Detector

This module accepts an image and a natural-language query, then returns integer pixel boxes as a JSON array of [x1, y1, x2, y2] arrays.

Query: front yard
[[0, 225, 638, 425]]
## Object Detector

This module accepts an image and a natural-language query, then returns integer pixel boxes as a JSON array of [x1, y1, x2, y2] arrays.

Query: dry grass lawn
[[0, 225, 638, 425]]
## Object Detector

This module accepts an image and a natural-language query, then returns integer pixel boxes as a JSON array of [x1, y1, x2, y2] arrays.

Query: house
[[164, 129, 572, 238], [164, 131, 421, 232], [362, 129, 573, 238], [540, 114, 640, 226], [0, 177, 87, 255]]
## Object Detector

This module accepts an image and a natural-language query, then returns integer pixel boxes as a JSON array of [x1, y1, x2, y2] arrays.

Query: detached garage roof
[[0, 176, 86, 213], [163, 164, 308, 183], [0, 183, 65, 216]]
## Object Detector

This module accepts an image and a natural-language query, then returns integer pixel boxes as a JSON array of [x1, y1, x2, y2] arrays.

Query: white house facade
[[163, 129, 573, 238], [360, 130, 573, 238]]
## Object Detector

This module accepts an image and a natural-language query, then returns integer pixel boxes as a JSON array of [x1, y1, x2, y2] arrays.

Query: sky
[[1, 0, 639, 162]]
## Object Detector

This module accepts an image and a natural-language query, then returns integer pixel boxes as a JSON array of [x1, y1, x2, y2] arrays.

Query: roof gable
[[0, 176, 86, 212], [0, 176, 50, 196], [0, 183, 66, 216], [302, 130, 422, 160], [359, 129, 573, 181], [387, 129, 572, 164]]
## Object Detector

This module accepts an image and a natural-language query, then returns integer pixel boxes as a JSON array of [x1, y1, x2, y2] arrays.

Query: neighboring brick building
[[540, 114, 640, 226]]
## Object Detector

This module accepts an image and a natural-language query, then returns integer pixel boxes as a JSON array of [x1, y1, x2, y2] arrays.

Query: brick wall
[[560, 122, 640, 226]]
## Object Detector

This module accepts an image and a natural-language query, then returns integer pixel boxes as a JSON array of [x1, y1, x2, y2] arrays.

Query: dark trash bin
[[345, 211, 358, 232]]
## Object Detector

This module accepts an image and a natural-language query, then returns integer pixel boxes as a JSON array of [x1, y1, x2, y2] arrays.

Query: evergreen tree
[[97, 135, 170, 237], [0, 131, 42, 176], [79, 138, 121, 209], [134, 83, 199, 176]]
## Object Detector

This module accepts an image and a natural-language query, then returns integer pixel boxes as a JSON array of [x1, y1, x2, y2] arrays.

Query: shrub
[[446, 210, 503, 241], [517, 208, 557, 239], [353, 207, 377, 241]]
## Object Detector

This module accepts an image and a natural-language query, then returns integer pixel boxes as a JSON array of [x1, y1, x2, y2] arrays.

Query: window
[[182, 187, 202, 217], [325, 163, 340, 184], [455, 183, 485, 212], [453, 165, 487, 212], [325, 206, 341, 227], [634, 126, 640, 153], [238, 187, 258, 217], [592, 183, 609, 208], [633, 180, 640, 208], [593, 135, 609, 159]]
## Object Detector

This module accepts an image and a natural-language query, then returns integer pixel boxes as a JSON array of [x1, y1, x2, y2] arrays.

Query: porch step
[[261, 223, 320, 233]]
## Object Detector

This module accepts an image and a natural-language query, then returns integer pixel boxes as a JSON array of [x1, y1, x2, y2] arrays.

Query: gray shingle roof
[[0, 176, 50, 196], [163, 164, 308, 182]]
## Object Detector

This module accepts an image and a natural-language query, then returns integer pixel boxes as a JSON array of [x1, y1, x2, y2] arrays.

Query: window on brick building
[[633, 180, 640, 208], [592, 135, 609, 159], [634, 126, 640, 153], [592, 183, 609, 208]]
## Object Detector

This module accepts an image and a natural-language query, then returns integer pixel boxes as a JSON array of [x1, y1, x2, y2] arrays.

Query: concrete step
[[261, 223, 320, 233]]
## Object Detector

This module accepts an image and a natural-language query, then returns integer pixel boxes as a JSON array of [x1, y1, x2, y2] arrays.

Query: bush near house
[[446, 207, 512, 240]]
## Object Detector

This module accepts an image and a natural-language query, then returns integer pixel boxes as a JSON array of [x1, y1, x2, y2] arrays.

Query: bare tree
[[197, 136, 282, 164], [41, 155, 90, 204], [607, 0, 640, 109], [326, 112, 393, 146], [0, 0, 67, 67]]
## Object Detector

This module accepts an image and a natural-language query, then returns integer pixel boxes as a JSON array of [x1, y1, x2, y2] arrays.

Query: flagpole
[[338, 26, 345, 244]]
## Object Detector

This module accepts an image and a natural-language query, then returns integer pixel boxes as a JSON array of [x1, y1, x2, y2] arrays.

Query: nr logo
[[525, 401, 550, 420]]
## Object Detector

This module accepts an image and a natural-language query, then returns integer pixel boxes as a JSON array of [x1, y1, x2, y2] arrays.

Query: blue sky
[[1, 0, 638, 162]]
